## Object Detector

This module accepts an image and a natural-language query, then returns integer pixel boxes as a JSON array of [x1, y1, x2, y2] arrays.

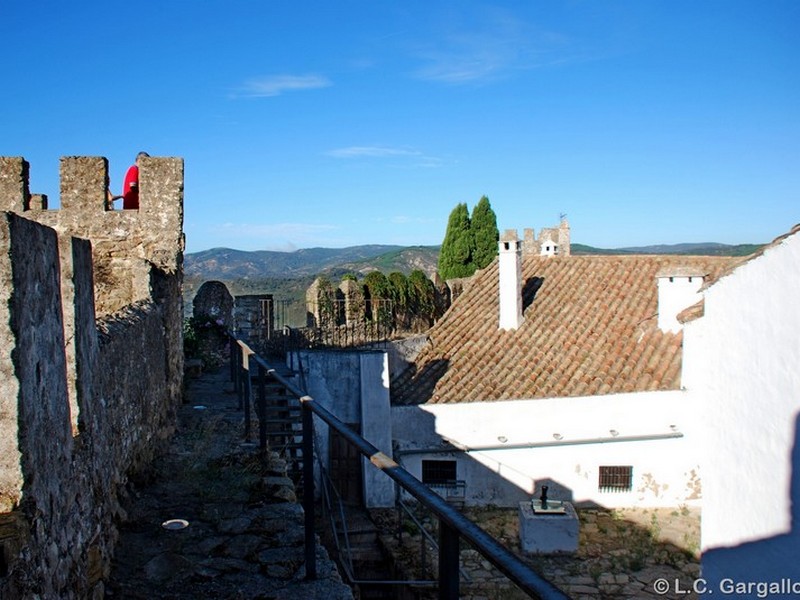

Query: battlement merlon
[[0, 155, 185, 272], [0, 156, 30, 211], [0, 156, 110, 212]]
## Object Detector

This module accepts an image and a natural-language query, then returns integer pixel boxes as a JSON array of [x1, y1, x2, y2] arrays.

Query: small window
[[422, 460, 457, 485], [598, 466, 633, 492]]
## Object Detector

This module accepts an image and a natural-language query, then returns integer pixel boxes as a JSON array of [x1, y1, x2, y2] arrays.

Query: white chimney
[[499, 229, 524, 330], [656, 267, 705, 333]]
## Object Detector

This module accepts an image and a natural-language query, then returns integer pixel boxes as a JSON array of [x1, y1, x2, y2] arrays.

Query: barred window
[[598, 466, 633, 492], [422, 460, 457, 485]]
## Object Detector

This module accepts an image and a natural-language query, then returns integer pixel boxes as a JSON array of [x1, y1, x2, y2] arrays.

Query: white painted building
[[681, 224, 800, 581], [393, 391, 699, 508], [297, 222, 800, 585], [288, 350, 395, 509], [389, 233, 734, 509]]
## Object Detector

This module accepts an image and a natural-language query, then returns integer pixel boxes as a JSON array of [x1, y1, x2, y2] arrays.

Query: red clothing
[[122, 165, 140, 209]]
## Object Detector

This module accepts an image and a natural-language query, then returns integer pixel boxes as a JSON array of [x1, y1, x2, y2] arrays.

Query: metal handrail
[[395, 496, 471, 582], [229, 335, 567, 600], [317, 454, 438, 588]]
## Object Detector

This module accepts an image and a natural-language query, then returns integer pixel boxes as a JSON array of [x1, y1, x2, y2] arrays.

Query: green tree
[[438, 202, 475, 280], [471, 195, 499, 269], [388, 272, 410, 311], [408, 269, 436, 322], [363, 271, 392, 325], [388, 272, 411, 329]]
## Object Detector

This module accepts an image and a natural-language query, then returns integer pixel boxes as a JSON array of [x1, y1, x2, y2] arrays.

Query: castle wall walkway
[[106, 364, 353, 600]]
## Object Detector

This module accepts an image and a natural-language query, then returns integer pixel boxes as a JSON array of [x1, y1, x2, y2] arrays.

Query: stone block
[[518, 500, 579, 554]]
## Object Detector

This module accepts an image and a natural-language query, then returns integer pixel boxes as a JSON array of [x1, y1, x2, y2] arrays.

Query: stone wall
[[522, 217, 571, 257], [0, 156, 184, 599]]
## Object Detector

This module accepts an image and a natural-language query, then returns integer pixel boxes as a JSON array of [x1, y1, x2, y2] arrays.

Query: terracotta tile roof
[[392, 255, 735, 405]]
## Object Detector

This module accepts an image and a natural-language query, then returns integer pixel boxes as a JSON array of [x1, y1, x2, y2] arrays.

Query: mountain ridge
[[183, 241, 762, 325], [185, 241, 761, 280]]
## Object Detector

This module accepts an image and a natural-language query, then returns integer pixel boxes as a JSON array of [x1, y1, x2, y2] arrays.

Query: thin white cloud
[[326, 145, 445, 168], [410, 11, 571, 85], [326, 146, 421, 159], [414, 35, 515, 84], [234, 74, 332, 98]]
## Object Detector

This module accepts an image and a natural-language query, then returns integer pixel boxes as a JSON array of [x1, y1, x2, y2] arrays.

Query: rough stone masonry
[[0, 156, 184, 599]]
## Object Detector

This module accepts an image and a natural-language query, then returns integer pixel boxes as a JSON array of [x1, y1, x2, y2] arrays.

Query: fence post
[[243, 351, 252, 442], [229, 336, 236, 382], [257, 363, 267, 450], [237, 351, 245, 411], [302, 401, 317, 580], [438, 521, 460, 599]]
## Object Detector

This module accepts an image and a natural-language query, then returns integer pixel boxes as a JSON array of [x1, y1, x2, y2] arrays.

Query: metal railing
[[427, 480, 467, 507], [229, 335, 567, 600]]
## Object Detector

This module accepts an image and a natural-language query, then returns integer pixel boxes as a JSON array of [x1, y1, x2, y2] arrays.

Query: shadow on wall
[[391, 358, 450, 405], [702, 411, 800, 585], [390, 277, 545, 405], [386, 404, 702, 593], [394, 404, 573, 507]]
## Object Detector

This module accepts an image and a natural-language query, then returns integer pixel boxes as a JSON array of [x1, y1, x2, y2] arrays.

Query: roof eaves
[[677, 299, 704, 324]]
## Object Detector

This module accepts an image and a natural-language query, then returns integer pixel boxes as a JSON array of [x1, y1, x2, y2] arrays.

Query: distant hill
[[186, 242, 760, 281], [184, 241, 761, 325], [183, 245, 440, 324], [185, 245, 409, 279], [329, 246, 440, 278], [572, 242, 762, 257]]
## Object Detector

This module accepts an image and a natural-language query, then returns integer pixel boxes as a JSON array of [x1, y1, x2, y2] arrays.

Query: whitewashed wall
[[657, 274, 704, 333], [393, 390, 702, 508], [682, 229, 800, 559], [288, 350, 395, 508]]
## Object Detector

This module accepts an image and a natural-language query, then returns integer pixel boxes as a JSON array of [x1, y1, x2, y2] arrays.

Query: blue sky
[[1, 1, 797, 253]]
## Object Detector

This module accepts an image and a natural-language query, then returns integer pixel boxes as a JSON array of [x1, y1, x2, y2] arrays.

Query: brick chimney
[[656, 267, 705, 333], [499, 229, 524, 330]]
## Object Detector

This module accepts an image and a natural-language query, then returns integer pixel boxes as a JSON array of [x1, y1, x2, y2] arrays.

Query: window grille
[[598, 465, 633, 492], [422, 460, 457, 485]]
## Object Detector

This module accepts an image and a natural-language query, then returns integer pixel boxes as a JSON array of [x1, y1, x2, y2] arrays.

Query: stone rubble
[[373, 503, 701, 599]]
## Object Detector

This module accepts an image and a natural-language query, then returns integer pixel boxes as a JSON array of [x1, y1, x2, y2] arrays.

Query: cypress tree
[[388, 272, 410, 311], [363, 271, 392, 325], [438, 202, 475, 280], [408, 269, 436, 321], [471, 195, 499, 270], [388, 271, 411, 329]]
